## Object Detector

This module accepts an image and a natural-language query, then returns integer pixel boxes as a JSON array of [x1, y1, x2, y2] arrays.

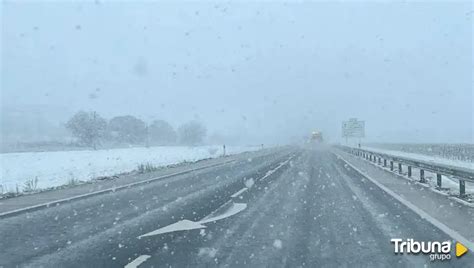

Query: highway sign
[[342, 118, 365, 138]]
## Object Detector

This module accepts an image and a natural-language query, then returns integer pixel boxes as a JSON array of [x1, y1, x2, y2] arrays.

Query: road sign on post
[[342, 118, 365, 138], [342, 118, 365, 145]]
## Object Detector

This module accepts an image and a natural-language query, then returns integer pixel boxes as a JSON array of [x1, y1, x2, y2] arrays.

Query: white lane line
[[231, 187, 248, 198], [335, 152, 474, 252], [124, 255, 151, 268], [261, 156, 293, 181]]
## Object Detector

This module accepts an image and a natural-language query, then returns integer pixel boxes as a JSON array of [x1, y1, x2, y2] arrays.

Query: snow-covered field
[[365, 143, 474, 162], [0, 145, 260, 194], [357, 146, 474, 195], [361, 146, 473, 171]]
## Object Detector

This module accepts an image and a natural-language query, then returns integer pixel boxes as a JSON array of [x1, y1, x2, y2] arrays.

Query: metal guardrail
[[337, 146, 474, 197]]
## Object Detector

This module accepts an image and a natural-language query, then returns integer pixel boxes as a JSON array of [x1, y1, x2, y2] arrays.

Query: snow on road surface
[[0, 145, 259, 193], [1, 148, 473, 267]]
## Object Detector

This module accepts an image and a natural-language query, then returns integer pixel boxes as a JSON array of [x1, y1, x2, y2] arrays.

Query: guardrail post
[[436, 174, 442, 188], [459, 180, 466, 197], [345, 147, 473, 194]]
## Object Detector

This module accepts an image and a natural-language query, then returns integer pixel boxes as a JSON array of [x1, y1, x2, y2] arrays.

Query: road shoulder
[[334, 149, 474, 247], [0, 154, 243, 217]]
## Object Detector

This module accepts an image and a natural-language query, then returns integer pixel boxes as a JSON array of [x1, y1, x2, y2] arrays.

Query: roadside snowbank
[[360, 146, 473, 171], [353, 146, 474, 195], [0, 145, 259, 193]]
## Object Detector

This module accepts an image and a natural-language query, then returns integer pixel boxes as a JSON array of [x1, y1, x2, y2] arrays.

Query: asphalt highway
[[0, 146, 472, 267]]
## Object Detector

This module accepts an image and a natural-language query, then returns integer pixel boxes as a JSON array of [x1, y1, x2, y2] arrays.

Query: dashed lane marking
[[231, 187, 248, 198], [124, 255, 151, 268]]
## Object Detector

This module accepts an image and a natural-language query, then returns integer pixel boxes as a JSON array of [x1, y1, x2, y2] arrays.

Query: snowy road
[[0, 147, 472, 267]]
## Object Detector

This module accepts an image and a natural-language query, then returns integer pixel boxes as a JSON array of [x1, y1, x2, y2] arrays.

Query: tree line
[[65, 111, 206, 149]]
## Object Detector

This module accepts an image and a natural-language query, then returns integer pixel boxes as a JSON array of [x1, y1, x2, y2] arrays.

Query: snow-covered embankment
[[0, 145, 259, 194]]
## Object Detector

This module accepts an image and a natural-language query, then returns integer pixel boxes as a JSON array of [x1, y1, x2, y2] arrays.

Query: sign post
[[342, 118, 365, 146]]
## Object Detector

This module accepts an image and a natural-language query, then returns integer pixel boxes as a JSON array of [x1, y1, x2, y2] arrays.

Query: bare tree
[[66, 111, 107, 149], [149, 120, 177, 145], [108, 115, 147, 145], [178, 121, 206, 146]]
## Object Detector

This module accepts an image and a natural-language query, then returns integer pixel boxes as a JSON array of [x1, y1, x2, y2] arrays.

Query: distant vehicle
[[311, 131, 323, 142]]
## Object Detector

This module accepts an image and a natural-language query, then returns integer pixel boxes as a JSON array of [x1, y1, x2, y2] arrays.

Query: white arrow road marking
[[138, 202, 247, 238], [124, 255, 151, 268], [137, 220, 206, 238], [137, 155, 293, 239]]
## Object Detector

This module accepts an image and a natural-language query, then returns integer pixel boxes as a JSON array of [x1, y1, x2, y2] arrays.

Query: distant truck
[[311, 131, 323, 142]]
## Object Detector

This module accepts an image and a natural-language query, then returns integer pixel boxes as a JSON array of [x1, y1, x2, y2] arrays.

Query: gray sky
[[2, 0, 473, 144]]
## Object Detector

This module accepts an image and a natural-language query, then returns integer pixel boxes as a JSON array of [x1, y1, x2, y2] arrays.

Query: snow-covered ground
[[0, 145, 260, 194], [360, 146, 473, 171], [355, 146, 474, 195]]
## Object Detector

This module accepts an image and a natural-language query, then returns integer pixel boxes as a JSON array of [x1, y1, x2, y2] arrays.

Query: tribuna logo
[[391, 239, 452, 261]]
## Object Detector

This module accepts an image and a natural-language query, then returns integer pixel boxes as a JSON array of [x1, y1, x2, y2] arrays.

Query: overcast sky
[[2, 0, 473, 144]]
